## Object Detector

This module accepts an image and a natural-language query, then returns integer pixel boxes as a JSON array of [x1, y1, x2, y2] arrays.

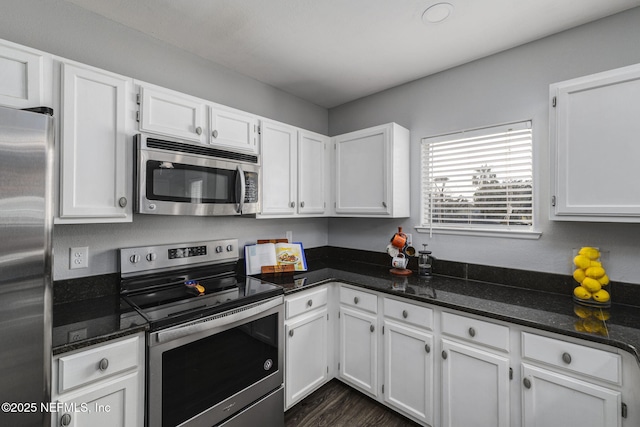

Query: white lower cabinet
[[521, 364, 621, 427], [284, 286, 331, 409], [339, 305, 378, 396], [383, 319, 434, 425], [51, 333, 145, 427], [441, 338, 511, 427]]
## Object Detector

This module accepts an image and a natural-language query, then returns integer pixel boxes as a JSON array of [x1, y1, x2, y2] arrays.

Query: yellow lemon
[[573, 286, 592, 300], [573, 255, 591, 269], [598, 274, 610, 286], [592, 289, 610, 303], [585, 266, 606, 279], [572, 268, 586, 283], [581, 277, 602, 293], [590, 260, 602, 268], [579, 247, 601, 260]]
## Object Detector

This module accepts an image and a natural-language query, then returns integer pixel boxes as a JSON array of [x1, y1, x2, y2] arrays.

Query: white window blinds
[[421, 121, 533, 232]]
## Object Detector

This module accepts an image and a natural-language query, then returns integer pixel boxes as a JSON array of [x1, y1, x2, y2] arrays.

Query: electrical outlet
[[286, 231, 293, 243], [70, 246, 89, 269], [406, 233, 413, 245]]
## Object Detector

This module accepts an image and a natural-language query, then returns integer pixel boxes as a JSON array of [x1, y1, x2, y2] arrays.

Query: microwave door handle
[[235, 165, 246, 214]]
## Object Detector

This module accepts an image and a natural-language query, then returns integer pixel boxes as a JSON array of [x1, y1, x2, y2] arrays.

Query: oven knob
[[226, 244, 234, 252], [146, 253, 157, 262], [215, 246, 223, 253], [129, 254, 141, 264]]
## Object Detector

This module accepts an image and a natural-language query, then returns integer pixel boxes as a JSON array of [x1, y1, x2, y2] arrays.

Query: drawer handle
[[468, 327, 476, 338], [60, 413, 72, 427], [307, 299, 313, 308], [354, 297, 359, 304], [562, 352, 572, 365], [523, 377, 532, 389], [402, 310, 408, 319], [425, 344, 431, 353], [289, 329, 294, 337], [370, 324, 375, 333], [442, 350, 448, 360], [98, 358, 109, 371]]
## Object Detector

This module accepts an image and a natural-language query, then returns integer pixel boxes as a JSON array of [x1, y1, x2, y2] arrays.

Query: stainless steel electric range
[[120, 239, 284, 427]]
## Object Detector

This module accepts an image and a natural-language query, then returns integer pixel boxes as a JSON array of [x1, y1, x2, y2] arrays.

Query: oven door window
[[146, 160, 238, 204], [162, 313, 279, 427]]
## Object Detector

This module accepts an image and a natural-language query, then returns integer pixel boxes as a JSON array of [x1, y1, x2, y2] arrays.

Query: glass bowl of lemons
[[572, 247, 611, 307]]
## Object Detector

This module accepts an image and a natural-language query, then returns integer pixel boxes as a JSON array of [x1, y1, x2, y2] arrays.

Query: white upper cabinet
[[298, 129, 329, 215], [137, 83, 258, 153], [333, 123, 410, 217], [259, 122, 329, 217], [57, 61, 134, 223], [210, 105, 258, 153], [138, 84, 207, 143], [0, 39, 52, 109], [550, 63, 640, 222]]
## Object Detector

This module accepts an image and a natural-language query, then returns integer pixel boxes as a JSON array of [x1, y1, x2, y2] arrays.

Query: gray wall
[[328, 8, 640, 284], [0, 0, 329, 280]]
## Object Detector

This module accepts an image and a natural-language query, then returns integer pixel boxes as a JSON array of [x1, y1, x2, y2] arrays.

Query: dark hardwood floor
[[284, 380, 421, 427]]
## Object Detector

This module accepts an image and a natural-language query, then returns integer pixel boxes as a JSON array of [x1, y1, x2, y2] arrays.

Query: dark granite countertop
[[52, 247, 640, 364], [266, 259, 640, 365]]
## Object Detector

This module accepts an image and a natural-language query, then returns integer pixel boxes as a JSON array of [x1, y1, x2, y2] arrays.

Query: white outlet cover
[[70, 246, 89, 269]]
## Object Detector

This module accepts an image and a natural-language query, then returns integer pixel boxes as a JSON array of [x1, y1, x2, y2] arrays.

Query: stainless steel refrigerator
[[0, 105, 53, 426]]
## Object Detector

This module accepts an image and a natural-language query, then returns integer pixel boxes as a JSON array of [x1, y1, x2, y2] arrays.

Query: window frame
[[416, 120, 541, 240]]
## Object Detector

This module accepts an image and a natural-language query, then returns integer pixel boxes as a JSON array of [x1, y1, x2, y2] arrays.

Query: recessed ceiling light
[[422, 2, 454, 24]]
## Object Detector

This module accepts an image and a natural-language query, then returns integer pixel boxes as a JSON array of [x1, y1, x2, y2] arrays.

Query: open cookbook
[[244, 241, 308, 275]]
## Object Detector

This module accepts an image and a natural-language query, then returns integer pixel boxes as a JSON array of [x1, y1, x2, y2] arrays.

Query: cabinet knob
[[468, 327, 476, 337], [442, 350, 448, 360], [425, 344, 431, 353], [195, 126, 203, 135], [300, 201, 305, 208], [523, 377, 532, 389], [562, 352, 572, 364], [307, 299, 313, 307], [290, 201, 295, 208], [289, 329, 294, 337], [60, 413, 72, 427], [370, 324, 375, 333], [354, 297, 359, 304], [212, 129, 219, 138], [382, 201, 387, 208], [118, 197, 127, 208], [402, 310, 408, 319], [98, 358, 109, 371]]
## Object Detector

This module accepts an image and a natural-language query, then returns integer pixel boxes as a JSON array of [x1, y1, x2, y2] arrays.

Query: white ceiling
[[63, 0, 640, 108]]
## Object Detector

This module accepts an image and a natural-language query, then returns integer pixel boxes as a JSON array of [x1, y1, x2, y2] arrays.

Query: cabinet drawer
[[383, 297, 433, 330], [441, 312, 509, 352], [522, 332, 621, 384], [285, 286, 328, 319], [57, 335, 140, 393], [340, 286, 377, 314]]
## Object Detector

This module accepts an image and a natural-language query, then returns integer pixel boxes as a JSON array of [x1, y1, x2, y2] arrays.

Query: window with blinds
[[421, 121, 533, 232]]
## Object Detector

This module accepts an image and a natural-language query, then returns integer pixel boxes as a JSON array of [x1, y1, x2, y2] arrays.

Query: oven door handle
[[152, 296, 282, 345], [235, 165, 246, 214]]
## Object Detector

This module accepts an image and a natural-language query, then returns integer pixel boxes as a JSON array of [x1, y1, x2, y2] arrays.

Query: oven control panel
[[120, 239, 238, 276]]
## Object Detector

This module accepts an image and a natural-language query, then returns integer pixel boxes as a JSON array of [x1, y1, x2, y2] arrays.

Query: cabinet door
[[59, 63, 132, 222], [551, 63, 640, 221], [522, 364, 621, 427], [383, 319, 433, 425], [339, 306, 378, 396], [334, 125, 390, 215], [298, 130, 328, 215], [209, 106, 258, 153], [138, 85, 207, 143], [260, 120, 297, 215], [441, 339, 510, 427], [53, 372, 141, 427], [285, 308, 329, 409], [0, 41, 46, 108]]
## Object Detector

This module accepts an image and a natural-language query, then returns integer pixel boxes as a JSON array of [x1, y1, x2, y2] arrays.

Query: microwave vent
[[146, 138, 259, 164]]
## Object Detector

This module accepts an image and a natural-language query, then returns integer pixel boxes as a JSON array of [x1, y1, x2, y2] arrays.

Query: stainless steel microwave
[[134, 134, 260, 216]]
